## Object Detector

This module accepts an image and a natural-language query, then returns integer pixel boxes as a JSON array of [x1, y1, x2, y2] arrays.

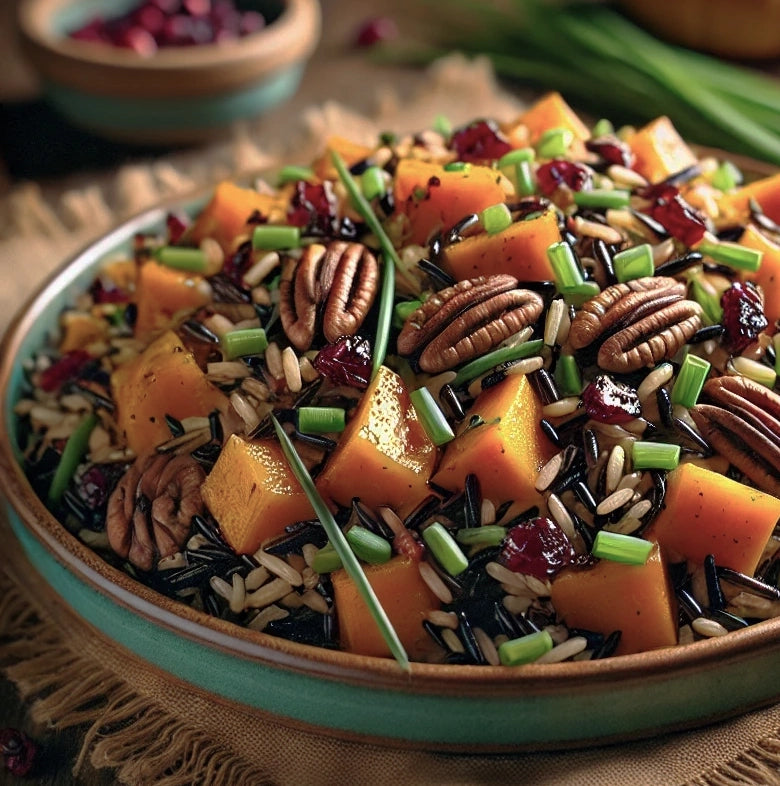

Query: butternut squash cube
[[739, 224, 780, 327], [513, 91, 591, 147], [58, 312, 110, 354], [645, 462, 780, 575], [627, 116, 698, 184], [316, 366, 437, 517], [431, 373, 555, 515], [332, 555, 439, 659], [111, 330, 229, 457], [551, 542, 678, 656], [312, 135, 375, 181], [202, 435, 315, 555], [393, 159, 508, 246], [718, 172, 780, 227], [442, 206, 560, 282]]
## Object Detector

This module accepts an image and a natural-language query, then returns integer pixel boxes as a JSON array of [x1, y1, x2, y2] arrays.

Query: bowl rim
[[2, 175, 780, 702], [17, 0, 322, 97]]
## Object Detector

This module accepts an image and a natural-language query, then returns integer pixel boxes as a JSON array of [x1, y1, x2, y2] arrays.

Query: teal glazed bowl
[[2, 196, 780, 752], [17, 0, 321, 144]]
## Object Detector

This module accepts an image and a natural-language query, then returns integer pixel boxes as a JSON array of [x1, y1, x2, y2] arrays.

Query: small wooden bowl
[[17, 0, 321, 144]]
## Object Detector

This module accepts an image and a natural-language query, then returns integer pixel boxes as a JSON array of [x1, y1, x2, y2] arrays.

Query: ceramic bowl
[[16, 0, 321, 144], [2, 191, 780, 752]]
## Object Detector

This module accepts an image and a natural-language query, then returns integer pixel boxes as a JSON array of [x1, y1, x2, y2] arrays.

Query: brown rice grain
[[282, 346, 303, 392], [204, 313, 235, 337], [247, 604, 289, 632], [536, 635, 588, 664], [280, 591, 305, 609], [244, 566, 271, 591], [440, 627, 465, 654], [299, 356, 320, 383], [426, 610, 459, 629], [596, 487, 635, 516], [502, 594, 532, 615], [302, 543, 319, 569], [506, 356, 545, 377], [251, 286, 272, 306], [480, 498, 496, 526], [605, 445, 626, 494], [604, 514, 643, 535], [209, 575, 233, 602], [691, 617, 729, 638], [265, 341, 284, 379], [542, 397, 580, 418], [418, 561, 453, 604], [302, 566, 320, 590], [253, 548, 304, 586], [637, 365, 673, 403], [207, 360, 251, 382], [245, 577, 294, 608], [301, 589, 330, 614], [499, 326, 534, 349], [473, 626, 500, 666], [229, 573, 247, 614], [544, 299, 566, 347], [243, 251, 280, 288], [547, 493, 576, 541], [616, 471, 643, 492], [230, 391, 261, 432], [572, 215, 623, 245], [606, 164, 647, 189]]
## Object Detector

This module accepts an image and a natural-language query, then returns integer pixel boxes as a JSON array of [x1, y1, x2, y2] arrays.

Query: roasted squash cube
[[739, 224, 780, 327], [513, 91, 591, 147], [627, 116, 698, 183]]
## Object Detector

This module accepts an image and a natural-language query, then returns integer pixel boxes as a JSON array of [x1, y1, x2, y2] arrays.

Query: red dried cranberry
[[720, 281, 768, 353], [39, 350, 91, 393], [582, 374, 641, 424], [585, 136, 635, 168], [450, 120, 512, 164], [90, 276, 129, 304], [354, 16, 398, 47], [313, 335, 372, 389], [287, 181, 339, 236], [536, 160, 592, 196], [77, 465, 115, 510], [222, 240, 253, 289], [498, 517, 578, 580], [166, 211, 190, 244], [1, 728, 37, 777], [638, 183, 707, 246]]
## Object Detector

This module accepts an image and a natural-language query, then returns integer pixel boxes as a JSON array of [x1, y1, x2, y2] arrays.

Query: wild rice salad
[[15, 93, 780, 666]]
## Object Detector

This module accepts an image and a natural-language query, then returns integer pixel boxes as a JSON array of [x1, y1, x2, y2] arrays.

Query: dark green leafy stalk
[[271, 415, 410, 671], [48, 413, 98, 504]]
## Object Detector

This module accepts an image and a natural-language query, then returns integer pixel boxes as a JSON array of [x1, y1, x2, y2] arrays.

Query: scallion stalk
[[555, 353, 582, 396], [481, 203, 513, 236], [271, 415, 409, 670], [456, 525, 507, 547], [547, 241, 584, 290], [631, 441, 681, 471], [410, 387, 455, 446], [312, 542, 343, 574], [297, 406, 346, 434], [573, 189, 631, 211], [277, 165, 314, 186], [346, 526, 393, 564], [591, 530, 653, 565], [252, 225, 301, 251], [155, 245, 208, 273], [361, 166, 387, 201], [613, 243, 654, 283], [48, 413, 98, 504], [696, 239, 763, 272], [498, 630, 554, 666], [451, 338, 545, 387], [671, 354, 711, 407], [422, 522, 469, 576], [536, 127, 574, 158], [220, 328, 268, 360]]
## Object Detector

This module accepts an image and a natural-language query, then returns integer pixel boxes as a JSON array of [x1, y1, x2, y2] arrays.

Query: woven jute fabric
[[1, 55, 780, 785]]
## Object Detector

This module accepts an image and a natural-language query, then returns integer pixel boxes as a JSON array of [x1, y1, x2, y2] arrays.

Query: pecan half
[[397, 274, 544, 374], [279, 241, 379, 351], [569, 276, 703, 373], [106, 453, 206, 571], [690, 376, 780, 496]]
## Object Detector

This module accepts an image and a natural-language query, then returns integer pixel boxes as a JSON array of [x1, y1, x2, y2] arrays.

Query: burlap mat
[[1, 55, 780, 785]]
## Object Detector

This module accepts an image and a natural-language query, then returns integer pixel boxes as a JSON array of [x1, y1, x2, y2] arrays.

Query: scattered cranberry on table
[[0, 728, 37, 777], [68, 0, 269, 55]]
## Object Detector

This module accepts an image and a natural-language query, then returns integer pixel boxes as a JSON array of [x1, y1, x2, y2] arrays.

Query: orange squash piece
[[111, 330, 229, 457], [646, 462, 780, 574], [627, 116, 698, 184], [441, 206, 561, 282], [189, 181, 289, 253], [393, 159, 508, 246], [331, 555, 439, 659], [551, 542, 678, 656], [718, 172, 780, 227], [133, 261, 212, 339], [432, 373, 555, 516], [739, 224, 780, 327], [201, 435, 315, 555], [312, 135, 375, 181], [58, 312, 110, 354], [315, 366, 437, 518], [513, 92, 590, 148]]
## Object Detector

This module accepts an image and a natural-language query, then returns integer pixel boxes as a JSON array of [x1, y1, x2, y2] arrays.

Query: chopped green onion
[[393, 299, 422, 328], [220, 327, 268, 360], [561, 280, 601, 307], [711, 160, 743, 192], [498, 149, 537, 196], [271, 415, 409, 670], [689, 278, 723, 324], [696, 239, 763, 272], [498, 630, 553, 666], [434, 113, 452, 139], [671, 354, 711, 407], [498, 147, 536, 168], [481, 202, 513, 236], [547, 241, 585, 290], [277, 165, 314, 186], [613, 243, 654, 282], [297, 406, 346, 434], [456, 525, 507, 547], [48, 413, 98, 504], [592, 530, 653, 565], [312, 542, 343, 574], [555, 353, 582, 396], [252, 225, 301, 251], [514, 160, 537, 197], [155, 246, 208, 273], [346, 526, 393, 565], [443, 161, 471, 172], [631, 441, 681, 471], [422, 522, 469, 576], [573, 189, 631, 210], [451, 339, 545, 387], [410, 387, 454, 446], [591, 118, 614, 137], [536, 126, 574, 158], [361, 166, 387, 201]]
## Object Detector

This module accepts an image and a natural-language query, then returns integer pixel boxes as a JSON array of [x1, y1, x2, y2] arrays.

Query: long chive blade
[[271, 415, 410, 670], [48, 413, 98, 504]]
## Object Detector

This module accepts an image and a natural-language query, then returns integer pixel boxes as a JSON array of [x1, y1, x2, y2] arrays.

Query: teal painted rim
[[44, 63, 304, 132], [2, 198, 780, 750]]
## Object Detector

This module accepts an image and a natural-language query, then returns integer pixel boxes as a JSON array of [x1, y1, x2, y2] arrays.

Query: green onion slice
[[346, 526, 393, 565], [451, 339, 545, 387], [613, 243, 654, 282], [361, 166, 387, 201], [537, 127, 574, 158], [393, 299, 422, 328], [481, 202, 513, 235], [689, 278, 723, 324], [592, 530, 653, 565], [711, 160, 743, 192], [422, 522, 469, 576], [696, 239, 763, 272], [312, 542, 343, 574], [252, 225, 301, 251], [155, 246, 208, 273], [498, 630, 554, 666], [573, 189, 631, 210], [547, 241, 585, 290], [456, 525, 507, 547], [671, 354, 711, 407], [443, 161, 471, 173], [277, 165, 315, 186], [297, 406, 346, 434], [631, 441, 681, 471], [555, 353, 582, 396], [410, 387, 455, 446], [271, 415, 409, 670], [48, 413, 98, 504], [220, 328, 268, 360]]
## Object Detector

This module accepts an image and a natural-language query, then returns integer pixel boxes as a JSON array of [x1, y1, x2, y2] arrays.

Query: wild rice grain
[[506, 356, 545, 377], [282, 346, 303, 392], [209, 575, 233, 602], [418, 561, 453, 604], [535, 635, 588, 664], [616, 471, 643, 493], [691, 617, 729, 638], [205, 313, 235, 337], [245, 577, 294, 608], [230, 391, 261, 432], [605, 445, 626, 495], [253, 548, 303, 586], [596, 487, 635, 516], [544, 299, 566, 347]]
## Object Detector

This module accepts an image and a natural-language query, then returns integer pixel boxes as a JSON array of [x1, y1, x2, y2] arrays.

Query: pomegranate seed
[[1, 728, 37, 777], [582, 374, 641, 424], [313, 335, 372, 389], [536, 160, 592, 196], [39, 350, 91, 393], [354, 16, 398, 48], [450, 120, 512, 163], [720, 281, 768, 353], [498, 517, 578, 580], [638, 183, 707, 246]]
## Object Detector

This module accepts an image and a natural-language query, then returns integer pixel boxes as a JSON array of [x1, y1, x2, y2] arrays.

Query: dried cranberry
[[354, 16, 398, 47], [585, 136, 635, 168], [498, 517, 578, 580], [90, 276, 129, 304], [166, 211, 191, 244], [0, 728, 37, 777], [222, 240, 253, 289], [39, 350, 91, 393], [77, 465, 115, 511], [720, 281, 768, 353], [449, 120, 512, 164], [638, 183, 707, 246], [536, 160, 592, 196], [313, 335, 372, 389], [582, 374, 641, 424], [287, 181, 340, 236]]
